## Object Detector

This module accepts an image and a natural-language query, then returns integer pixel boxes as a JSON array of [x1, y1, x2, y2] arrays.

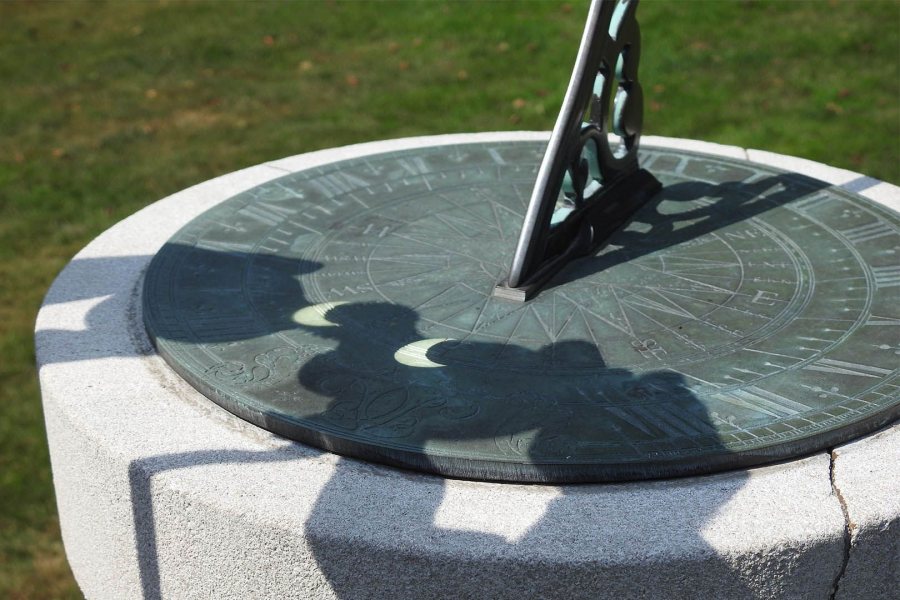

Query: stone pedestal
[[36, 134, 899, 599]]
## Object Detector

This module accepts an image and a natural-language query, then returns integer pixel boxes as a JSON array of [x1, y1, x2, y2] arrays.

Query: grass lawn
[[1, 1, 897, 597]]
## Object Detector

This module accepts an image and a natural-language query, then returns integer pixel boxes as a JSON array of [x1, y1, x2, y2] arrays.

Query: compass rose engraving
[[301, 146, 812, 378]]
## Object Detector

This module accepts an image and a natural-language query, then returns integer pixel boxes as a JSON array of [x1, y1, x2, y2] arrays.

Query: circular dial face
[[143, 142, 900, 482]]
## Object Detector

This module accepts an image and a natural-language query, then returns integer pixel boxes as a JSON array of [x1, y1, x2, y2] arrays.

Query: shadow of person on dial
[[296, 301, 754, 599]]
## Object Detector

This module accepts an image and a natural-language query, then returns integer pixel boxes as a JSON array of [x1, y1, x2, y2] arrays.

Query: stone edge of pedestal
[[831, 424, 900, 600], [35, 133, 896, 599]]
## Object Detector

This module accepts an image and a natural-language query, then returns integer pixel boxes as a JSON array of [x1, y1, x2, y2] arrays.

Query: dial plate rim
[[142, 139, 900, 482]]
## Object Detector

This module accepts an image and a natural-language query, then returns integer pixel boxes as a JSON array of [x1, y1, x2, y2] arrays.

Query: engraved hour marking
[[238, 204, 289, 226], [803, 358, 892, 378], [789, 194, 831, 212], [396, 157, 430, 176], [744, 348, 807, 362], [195, 239, 255, 255], [751, 290, 780, 305], [716, 386, 809, 417], [362, 223, 391, 238], [271, 181, 304, 198], [872, 265, 900, 288], [840, 221, 895, 245], [447, 148, 470, 163], [258, 200, 299, 216], [605, 404, 712, 439], [346, 193, 370, 209], [487, 148, 507, 165], [867, 315, 900, 326], [311, 172, 370, 197], [287, 219, 322, 236]]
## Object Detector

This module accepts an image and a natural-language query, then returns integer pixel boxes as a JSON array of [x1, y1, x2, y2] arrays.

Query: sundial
[[143, 0, 898, 482]]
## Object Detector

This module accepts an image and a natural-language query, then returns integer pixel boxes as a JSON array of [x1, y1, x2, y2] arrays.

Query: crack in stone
[[828, 449, 853, 600]]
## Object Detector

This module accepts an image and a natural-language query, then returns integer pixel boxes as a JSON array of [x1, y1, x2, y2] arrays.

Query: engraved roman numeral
[[840, 221, 896, 245], [447, 148, 470, 163], [715, 386, 809, 418], [394, 157, 430, 177], [326, 283, 374, 297], [872, 266, 900, 288], [803, 358, 892, 378]]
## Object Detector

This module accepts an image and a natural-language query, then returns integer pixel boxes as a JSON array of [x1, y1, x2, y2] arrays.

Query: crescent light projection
[[291, 302, 349, 327], [393, 339, 452, 368]]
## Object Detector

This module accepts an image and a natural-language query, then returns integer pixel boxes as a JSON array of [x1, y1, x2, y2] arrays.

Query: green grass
[[1, 1, 897, 596]]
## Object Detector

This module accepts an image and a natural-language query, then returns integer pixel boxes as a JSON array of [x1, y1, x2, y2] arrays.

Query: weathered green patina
[[142, 141, 900, 482]]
